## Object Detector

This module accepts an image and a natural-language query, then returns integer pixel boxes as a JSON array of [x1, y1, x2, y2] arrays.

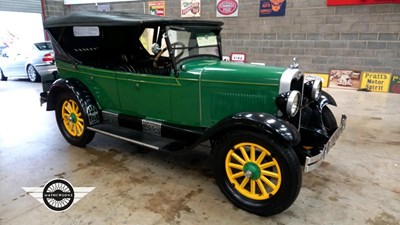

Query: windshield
[[167, 28, 220, 62]]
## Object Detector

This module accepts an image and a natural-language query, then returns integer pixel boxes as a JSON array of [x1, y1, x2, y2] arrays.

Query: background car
[[0, 41, 56, 82]]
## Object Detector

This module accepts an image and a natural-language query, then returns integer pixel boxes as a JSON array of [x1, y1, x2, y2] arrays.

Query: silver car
[[0, 41, 57, 82]]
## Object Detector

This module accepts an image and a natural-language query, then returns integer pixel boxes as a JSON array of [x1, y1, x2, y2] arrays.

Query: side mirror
[[151, 43, 161, 55]]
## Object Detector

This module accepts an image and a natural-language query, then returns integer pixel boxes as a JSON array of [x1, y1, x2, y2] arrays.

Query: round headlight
[[311, 80, 322, 101], [286, 91, 301, 117]]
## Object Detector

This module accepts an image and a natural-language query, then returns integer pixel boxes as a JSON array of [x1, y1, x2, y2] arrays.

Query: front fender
[[46, 78, 101, 125], [205, 112, 300, 146], [318, 90, 337, 110]]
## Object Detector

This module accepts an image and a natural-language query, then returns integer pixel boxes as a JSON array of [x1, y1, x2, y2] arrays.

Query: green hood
[[180, 59, 284, 85]]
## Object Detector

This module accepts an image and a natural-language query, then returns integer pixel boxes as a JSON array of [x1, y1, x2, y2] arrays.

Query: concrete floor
[[0, 79, 399, 225]]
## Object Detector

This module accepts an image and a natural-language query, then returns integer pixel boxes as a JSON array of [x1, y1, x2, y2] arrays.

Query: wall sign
[[259, 0, 286, 17], [216, 0, 239, 17], [181, 0, 201, 17], [230, 52, 246, 63], [327, 0, 400, 6], [359, 72, 392, 92], [305, 73, 330, 88], [328, 69, 361, 90], [65, 0, 139, 5], [148, 1, 165, 16], [390, 75, 400, 94]]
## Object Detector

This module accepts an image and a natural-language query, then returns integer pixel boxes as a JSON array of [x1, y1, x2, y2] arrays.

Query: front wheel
[[213, 131, 302, 216], [55, 92, 95, 147]]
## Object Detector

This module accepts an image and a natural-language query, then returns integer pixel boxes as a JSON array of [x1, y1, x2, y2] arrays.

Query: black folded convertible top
[[44, 11, 224, 28]]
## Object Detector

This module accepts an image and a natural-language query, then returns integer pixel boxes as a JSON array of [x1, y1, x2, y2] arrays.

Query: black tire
[[27, 65, 40, 82], [55, 92, 95, 147], [322, 107, 338, 135], [213, 131, 302, 216], [0, 69, 7, 81]]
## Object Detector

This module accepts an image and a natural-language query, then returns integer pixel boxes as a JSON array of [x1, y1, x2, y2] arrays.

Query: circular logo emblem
[[391, 84, 400, 94], [42, 178, 75, 212], [217, 0, 238, 15]]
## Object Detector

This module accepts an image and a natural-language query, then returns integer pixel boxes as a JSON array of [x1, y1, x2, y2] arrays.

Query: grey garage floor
[[0, 79, 399, 225]]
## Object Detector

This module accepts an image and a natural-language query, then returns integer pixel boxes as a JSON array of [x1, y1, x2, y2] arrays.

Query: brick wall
[[44, 0, 400, 74]]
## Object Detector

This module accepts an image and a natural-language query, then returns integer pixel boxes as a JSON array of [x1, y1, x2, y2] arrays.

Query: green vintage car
[[40, 12, 346, 216]]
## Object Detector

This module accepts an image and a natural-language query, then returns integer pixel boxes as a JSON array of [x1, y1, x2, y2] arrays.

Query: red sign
[[230, 52, 246, 63], [328, 0, 400, 6], [217, 0, 238, 15]]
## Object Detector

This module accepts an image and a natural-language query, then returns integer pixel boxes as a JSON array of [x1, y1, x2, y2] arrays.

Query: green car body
[[41, 12, 346, 216], [55, 59, 283, 127]]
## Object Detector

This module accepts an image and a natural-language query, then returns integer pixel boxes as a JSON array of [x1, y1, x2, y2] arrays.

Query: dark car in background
[[0, 41, 57, 82]]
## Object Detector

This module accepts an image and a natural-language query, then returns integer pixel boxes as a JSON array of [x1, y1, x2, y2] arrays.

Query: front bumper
[[304, 114, 347, 172]]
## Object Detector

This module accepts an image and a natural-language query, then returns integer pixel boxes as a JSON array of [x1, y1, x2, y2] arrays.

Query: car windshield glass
[[168, 28, 220, 62], [35, 42, 53, 51]]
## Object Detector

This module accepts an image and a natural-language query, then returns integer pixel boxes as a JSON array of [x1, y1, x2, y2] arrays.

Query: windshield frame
[[165, 25, 222, 76]]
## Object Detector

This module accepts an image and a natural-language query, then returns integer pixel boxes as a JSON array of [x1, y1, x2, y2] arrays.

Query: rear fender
[[47, 78, 101, 126]]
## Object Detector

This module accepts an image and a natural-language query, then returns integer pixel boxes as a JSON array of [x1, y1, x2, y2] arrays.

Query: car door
[[0, 47, 28, 77], [117, 27, 172, 121]]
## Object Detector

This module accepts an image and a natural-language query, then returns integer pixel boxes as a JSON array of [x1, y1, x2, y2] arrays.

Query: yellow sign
[[305, 73, 330, 88], [360, 72, 392, 92]]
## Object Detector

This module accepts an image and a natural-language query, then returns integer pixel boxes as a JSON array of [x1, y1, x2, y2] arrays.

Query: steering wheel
[[153, 42, 185, 68]]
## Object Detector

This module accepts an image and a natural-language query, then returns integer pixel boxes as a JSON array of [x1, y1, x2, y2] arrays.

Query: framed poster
[[389, 75, 400, 94], [216, 0, 239, 17], [328, 69, 361, 90], [148, 1, 165, 16], [359, 72, 392, 92], [305, 73, 330, 88], [181, 0, 201, 17], [259, 0, 286, 17], [327, 0, 400, 6]]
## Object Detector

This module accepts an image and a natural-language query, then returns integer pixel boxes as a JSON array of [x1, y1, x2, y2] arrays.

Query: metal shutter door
[[0, 0, 41, 13]]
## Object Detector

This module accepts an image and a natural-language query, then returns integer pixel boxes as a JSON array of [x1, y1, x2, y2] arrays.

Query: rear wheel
[[55, 92, 95, 146], [213, 131, 302, 216], [0, 69, 7, 81], [27, 65, 40, 82]]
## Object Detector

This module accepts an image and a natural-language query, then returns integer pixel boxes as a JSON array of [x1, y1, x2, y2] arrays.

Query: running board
[[87, 123, 186, 151]]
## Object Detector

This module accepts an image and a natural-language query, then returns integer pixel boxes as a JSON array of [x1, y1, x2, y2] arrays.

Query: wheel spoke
[[240, 177, 249, 188], [64, 104, 72, 114], [239, 146, 250, 161], [71, 124, 77, 136], [228, 163, 243, 170], [260, 175, 277, 190], [231, 152, 246, 165], [77, 117, 84, 123], [250, 180, 256, 194], [231, 171, 244, 179], [62, 112, 70, 119], [261, 170, 279, 178], [256, 179, 268, 196], [260, 161, 276, 169], [250, 146, 255, 161], [71, 102, 77, 112], [256, 151, 268, 164]]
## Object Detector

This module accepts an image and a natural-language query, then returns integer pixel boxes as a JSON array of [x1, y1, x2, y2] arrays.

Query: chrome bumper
[[304, 114, 347, 173]]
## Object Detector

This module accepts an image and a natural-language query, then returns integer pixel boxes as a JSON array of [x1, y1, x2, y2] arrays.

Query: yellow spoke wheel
[[225, 142, 282, 200], [213, 131, 301, 216], [61, 99, 85, 137], [55, 92, 95, 147]]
